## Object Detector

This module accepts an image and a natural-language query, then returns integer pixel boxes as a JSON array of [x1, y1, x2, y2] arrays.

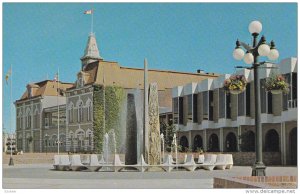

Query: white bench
[[86, 154, 102, 172], [224, 154, 233, 169], [214, 154, 227, 170], [198, 154, 217, 171], [70, 154, 87, 171], [181, 154, 197, 171], [58, 155, 71, 171]]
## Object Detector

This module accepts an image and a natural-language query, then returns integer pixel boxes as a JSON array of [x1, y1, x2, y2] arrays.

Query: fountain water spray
[[172, 133, 178, 169], [160, 133, 164, 164], [103, 133, 109, 165]]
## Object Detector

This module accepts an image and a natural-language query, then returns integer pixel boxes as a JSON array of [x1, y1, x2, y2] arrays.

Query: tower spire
[[80, 33, 103, 70]]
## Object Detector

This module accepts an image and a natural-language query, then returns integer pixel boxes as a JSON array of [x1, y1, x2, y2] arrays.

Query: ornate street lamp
[[232, 21, 279, 176]]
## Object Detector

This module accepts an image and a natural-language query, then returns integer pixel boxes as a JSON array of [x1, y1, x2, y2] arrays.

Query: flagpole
[[57, 67, 60, 155], [91, 9, 94, 33], [9, 64, 14, 166]]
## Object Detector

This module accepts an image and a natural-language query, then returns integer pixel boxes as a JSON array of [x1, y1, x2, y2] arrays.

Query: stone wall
[[226, 152, 281, 166]]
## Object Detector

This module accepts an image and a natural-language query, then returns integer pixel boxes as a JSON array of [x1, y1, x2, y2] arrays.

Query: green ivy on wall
[[93, 85, 125, 153]]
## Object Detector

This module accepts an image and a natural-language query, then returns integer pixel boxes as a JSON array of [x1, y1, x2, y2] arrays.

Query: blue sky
[[2, 3, 297, 133]]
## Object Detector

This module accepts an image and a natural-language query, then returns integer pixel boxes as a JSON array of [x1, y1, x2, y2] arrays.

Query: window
[[238, 91, 245, 116], [88, 132, 92, 146], [292, 72, 297, 100], [179, 97, 184, 124], [173, 98, 179, 124], [78, 102, 83, 122], [69, 104, 73, 123], [193, 94, 198, 123], [203, 92, 208, 120], [77, 77, 84, 88], [45, 116, 49, 127], [34, 109, 39, 128], [208, 91, 213, 121], [27, 115, 31, 128], [246, 84, 251, 116], [219, 88, 225, 118], [226, 93, 231, 119], [87, 101, 92, 121], [187, 94, 193, 116]]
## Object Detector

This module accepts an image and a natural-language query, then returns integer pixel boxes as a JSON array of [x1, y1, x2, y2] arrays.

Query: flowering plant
[[265, 74, 289, 94], [224, 75, 247, 94]]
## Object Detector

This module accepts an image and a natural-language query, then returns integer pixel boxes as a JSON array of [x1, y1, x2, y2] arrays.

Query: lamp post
[[232, 21, 279, 176]]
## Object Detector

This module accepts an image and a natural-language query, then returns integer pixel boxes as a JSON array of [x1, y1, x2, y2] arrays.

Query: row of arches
[[68, 99, 93, 123], [179, 128, 297, 155]]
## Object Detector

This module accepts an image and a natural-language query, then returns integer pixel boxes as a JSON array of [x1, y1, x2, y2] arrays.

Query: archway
[[193, 135, 203, 152], [240, 130, 255, 151], [179, 136, 189, 152], [290, 127, 297, 165], [208, 133, 219, 152], [265, 129, 279, 152], [225, 132, 237, 152]]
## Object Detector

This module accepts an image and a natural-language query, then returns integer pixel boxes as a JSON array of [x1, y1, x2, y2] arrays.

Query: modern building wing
[[172, 58, 297, 165]]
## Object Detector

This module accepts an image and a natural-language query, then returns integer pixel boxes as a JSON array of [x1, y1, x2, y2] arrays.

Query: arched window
[[265, 129, 279, 152], [193, 135, 203, 152], [77, 101, 83, 122], [240, 130, 255, 151], [225, 132, 237, 152], [208, 133, 219, 152], [52, 135, 57, 147], [87, 100, 92, 121], [68, 103, 74, 123], [76, 131, 85, 151], [34, 108, 39, 129], [26, 108, 31, 129], [18, 111, 23, 129], [179, 136, 189, 152]]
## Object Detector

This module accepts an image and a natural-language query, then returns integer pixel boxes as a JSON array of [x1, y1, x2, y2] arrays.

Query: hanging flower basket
[[224, 75, 247, 95], [265, 74, 289, 94]]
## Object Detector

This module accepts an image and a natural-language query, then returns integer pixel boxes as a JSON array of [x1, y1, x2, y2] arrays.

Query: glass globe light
[[244, 52, 254, 64], [233, 48, 245, 60], [268, 49, 279, 60], [249, 21, 262, 35], [258, 44, 270, 56]]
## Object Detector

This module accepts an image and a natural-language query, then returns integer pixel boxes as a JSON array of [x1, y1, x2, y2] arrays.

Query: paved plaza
[[2, 163, 298, 189]]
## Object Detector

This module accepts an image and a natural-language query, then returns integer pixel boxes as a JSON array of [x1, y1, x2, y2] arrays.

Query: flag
[[84, 9, 93, 15], [5, 69, 11, 85]]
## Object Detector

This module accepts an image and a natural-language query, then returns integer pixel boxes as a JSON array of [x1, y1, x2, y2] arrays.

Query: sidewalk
[[2, 163, 298, 189]]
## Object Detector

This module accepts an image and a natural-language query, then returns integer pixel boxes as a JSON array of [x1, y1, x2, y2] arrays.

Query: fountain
[[103, 133, 109, 165], [172, 133, 178, 169]]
